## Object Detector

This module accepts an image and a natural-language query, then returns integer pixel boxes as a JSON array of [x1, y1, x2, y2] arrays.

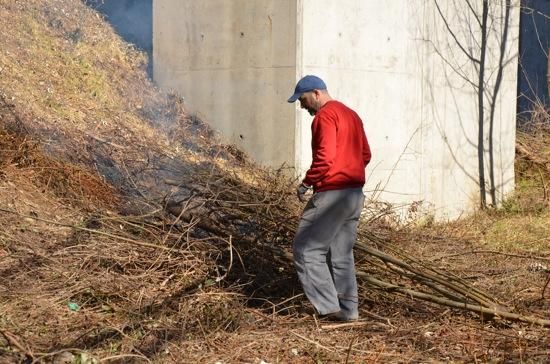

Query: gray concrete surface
[[153, 0, 520, 219]]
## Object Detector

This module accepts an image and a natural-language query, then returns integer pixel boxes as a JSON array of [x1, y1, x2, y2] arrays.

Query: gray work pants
[[293, 187, 365, 317]]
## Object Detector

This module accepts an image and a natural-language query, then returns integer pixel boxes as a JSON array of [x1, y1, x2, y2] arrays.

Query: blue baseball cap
[[287, 75, 327, 103]]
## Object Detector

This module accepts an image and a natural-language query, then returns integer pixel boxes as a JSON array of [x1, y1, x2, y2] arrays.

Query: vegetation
[[0, 1, 548, 362]]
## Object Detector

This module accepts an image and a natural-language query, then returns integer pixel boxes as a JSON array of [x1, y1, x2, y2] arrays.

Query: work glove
[[296, 182, 312, 202]]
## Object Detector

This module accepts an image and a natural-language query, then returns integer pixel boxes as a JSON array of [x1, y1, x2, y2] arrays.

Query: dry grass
[[0, 0, 549, 363], [513, 110, 550, 214]]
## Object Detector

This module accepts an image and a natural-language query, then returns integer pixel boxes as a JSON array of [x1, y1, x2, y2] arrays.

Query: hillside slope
[[1, 1, 549, 363], [0, 1, 289, 362]]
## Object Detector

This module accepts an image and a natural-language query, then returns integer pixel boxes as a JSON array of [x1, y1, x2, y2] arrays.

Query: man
[[288, 75, 371, 321]]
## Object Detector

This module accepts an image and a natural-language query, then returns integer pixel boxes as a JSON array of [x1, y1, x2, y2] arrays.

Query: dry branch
[[160, 174, 550, 328], [358, 274, 550, 327], [1, 0, 548, 360], [0, 330, 34, 359], [0, 207, 188, 254], [354, 241, 504, 310]]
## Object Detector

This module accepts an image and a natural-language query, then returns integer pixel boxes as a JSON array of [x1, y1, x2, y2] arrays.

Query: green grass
[[481, 212, 550, 253]]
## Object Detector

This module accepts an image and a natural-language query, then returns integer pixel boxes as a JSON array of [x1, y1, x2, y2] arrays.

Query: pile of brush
[[161, 162, 550, 328]]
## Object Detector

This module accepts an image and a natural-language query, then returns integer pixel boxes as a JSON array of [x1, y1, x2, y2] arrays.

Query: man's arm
[[303, 115, 337, 187], [362, 129, 371, 167]]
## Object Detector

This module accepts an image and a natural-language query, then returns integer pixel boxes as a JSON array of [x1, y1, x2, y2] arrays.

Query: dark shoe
[[319, 311, 358, 322]]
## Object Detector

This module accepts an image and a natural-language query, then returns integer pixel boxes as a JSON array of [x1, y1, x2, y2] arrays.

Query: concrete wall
[[153, 0, 520, 219], [419, 1, 519, 217], [153, 0, 297, 168], [297, 1, 426, 209], [296, 0, 519, 218]]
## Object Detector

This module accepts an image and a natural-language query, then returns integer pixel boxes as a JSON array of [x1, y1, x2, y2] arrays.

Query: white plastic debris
[[527, 262, 549, 273]]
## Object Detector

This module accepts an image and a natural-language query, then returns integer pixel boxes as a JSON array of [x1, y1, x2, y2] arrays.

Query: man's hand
[[296, 183, 312, 202]]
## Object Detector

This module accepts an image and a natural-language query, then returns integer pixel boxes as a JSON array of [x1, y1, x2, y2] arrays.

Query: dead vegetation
[[0, 0, 549, 363], [515, 108, 550, 214]]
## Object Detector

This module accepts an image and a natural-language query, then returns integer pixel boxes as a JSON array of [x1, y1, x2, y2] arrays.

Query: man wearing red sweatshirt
[[288, 75, 371, 321]]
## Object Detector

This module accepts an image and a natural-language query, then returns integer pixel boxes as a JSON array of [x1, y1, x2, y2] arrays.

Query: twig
[[541, 275, 550, 300], [358, 273, 550, 327], [31, 349, 87, 364], [99, 354, 152, 363], [0, 207, 188, 254], [85, 133, 127, 150], [321, 321, 371, 330], [344, 336, 356, 364], [265, 293, 304, 316], [355, 242, 502, 309], [290, 331, 335, 352], [215, 235, 233, 282], [433, 250, 550, 262], [0, 330, 33, 359], [538, 167, 548, 203], [361, 310, 394, 327]]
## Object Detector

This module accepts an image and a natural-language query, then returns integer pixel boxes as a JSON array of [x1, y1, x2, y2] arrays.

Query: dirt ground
[[0, 1, 548, 363]]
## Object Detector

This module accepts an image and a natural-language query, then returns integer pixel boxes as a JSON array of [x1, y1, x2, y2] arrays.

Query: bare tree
[[432, 0, 515, 208], [488, 1, 512, 206]]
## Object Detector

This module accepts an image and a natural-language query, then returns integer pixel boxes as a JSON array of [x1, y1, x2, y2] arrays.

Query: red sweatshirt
[[303, 100, 371, 192]]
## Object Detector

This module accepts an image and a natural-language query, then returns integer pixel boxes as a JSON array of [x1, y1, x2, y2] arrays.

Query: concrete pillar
[[153, 0, 297, 169], [153, 0, 520, 219]]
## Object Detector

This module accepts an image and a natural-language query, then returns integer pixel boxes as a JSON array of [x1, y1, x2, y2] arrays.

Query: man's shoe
[[319, 311, 358, 322]]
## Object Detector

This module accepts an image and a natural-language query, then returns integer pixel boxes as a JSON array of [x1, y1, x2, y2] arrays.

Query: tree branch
[[435, 0, 481, 64]]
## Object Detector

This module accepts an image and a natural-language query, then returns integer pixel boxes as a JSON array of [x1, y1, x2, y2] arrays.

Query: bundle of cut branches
[[162, 165, 550, 328]]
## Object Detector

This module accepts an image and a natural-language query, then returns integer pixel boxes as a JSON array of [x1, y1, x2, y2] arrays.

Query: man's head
[[288, 75, 331, 116]]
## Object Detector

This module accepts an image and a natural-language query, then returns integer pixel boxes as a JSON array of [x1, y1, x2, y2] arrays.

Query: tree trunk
[[478, 1, 489, 209], [488, 0, 511, 207]]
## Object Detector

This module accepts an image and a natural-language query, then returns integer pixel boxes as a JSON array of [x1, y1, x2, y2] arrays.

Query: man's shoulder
[[319, 100, 344, 115], [326, 100, 358, 113], [320, 100, 360, 119], [325, 100, 345, 108]]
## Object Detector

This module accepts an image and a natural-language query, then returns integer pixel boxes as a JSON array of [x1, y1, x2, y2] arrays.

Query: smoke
[[84, 0, 152, 75]]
